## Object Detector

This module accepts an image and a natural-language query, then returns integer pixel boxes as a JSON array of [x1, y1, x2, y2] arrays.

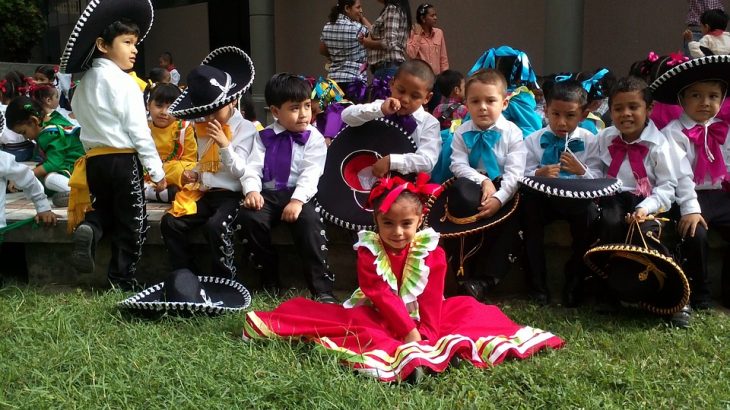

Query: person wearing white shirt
[[240, 74, 335, 303]]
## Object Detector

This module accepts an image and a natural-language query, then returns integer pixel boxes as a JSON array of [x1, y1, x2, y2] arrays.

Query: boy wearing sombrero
[[60, 0, 166, 290], [652, 55, 730, 309]]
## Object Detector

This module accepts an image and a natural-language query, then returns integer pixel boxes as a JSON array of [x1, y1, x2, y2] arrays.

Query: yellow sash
[[67, 147, 136, 233]]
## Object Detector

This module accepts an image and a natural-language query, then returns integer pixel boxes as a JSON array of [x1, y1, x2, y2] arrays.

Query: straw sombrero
[[169, 46, 255, 120], [519, 176, 623, 199], [119, 269, 251, 315], [425, 177, 520, 238], [60, 0, 154, 73], [314, 118, 417, 231], [650, 55, 730, 104]]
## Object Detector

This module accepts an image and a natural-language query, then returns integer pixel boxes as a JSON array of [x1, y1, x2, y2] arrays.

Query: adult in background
[[407, 4, 448, 75], [360, 0, 412, 81], [320, 0, 371, 103], [684, 0, 725, 55]]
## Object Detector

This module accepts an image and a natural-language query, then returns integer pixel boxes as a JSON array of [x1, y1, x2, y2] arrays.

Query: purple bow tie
[[260, 128, 311, 190], [384, 114, 418, 135]]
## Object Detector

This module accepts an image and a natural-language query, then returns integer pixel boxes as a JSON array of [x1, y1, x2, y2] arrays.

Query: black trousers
[[238, 189, 334, 294], [84, 153, 147, 285], [161, 190, 242, 278]]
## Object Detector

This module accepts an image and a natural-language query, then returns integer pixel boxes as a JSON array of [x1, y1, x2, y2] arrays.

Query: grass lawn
[[1, 284, 729, 409]]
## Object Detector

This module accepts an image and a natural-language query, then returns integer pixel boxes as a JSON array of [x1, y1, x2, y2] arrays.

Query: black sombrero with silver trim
[[60, 0, 154, 73], [118, 269, 251, 315], [519, 176, 623, 199], [0, 110, 4, 135], [168, 46, 255, 120], [313, 118, 417, 231], [650, 55, 730, 104]]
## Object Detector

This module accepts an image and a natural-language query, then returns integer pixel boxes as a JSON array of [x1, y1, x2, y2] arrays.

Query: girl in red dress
[[242, 174, 564, 382]]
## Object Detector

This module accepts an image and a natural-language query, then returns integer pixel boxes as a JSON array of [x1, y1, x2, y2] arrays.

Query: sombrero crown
[[650, 55, 730, 104]]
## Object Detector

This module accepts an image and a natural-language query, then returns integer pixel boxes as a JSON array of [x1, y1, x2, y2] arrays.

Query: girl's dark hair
[[148, 83, 181, 105], [415, 3, 434, 25], [435, 69, 464, 97], [629, 55, 675, 84], [5, 96, 44, 129], [701, 8, 729, 31], [0, 71, 26, 103], [34, 65, 57, 84], [382, 0, 412, 32], [264, 73, 312, 107], [148, 67, 169, 83], [329, 0, 357, 24], [29, 84, 57, 104], [92, 19, 140, 59], [608, 76, 653, 108], [240, 91, 258, 121], [371, 188, 423, 217]]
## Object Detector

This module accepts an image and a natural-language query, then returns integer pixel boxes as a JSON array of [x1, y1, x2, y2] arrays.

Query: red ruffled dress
[[243, 228, 564, 382]]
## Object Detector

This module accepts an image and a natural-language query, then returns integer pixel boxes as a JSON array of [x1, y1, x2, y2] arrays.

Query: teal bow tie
[[540, 131, 585, 177], [462, 129, 502, 179]]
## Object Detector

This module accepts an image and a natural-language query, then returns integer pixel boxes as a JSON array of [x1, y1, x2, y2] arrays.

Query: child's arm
[[2, 155, 56, 226], [218, 117, 257, 179], [341, 100, 385, 127], [282, 132, 327, 222], [414, 247, 446, 341], [636, 141, 678, 216], [389, 115, 441, 174], [119, 82, 165, 186], [687, 35, 709, 58], [664, 130, 705, 237], [492, 127, 527, 206], [241, 132, 266, 210]]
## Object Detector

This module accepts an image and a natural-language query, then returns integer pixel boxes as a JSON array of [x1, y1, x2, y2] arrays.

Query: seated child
[[684, 8, 730, 57], [5, 96, 85, 207], [448, 68, 527, 298], [239, 73, 335, 302], [1, 71, 36, 162], [242, 174, 564, 383], [521, 80, 603, 306], [148, 67, 171, 84], [161, 46, 257, 279], [145, 83, 197, 203], [158, 51, 180, 85], [341, 59, 441, 177], [29, 83, 78, 127], [432, 69, 468, 131], [310, 77, 351, 145]]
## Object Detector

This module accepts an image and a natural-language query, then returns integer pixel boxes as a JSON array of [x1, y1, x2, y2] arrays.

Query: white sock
[[44, 172, 70, 193]]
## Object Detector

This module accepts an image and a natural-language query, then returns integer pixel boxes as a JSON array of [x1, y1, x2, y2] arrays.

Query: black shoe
[[460, 280, 485, 301], [449, 355, 463, 369], [670, 305, 692, 329], [70, 224, 95, 273], [313, 292, 339, 304]]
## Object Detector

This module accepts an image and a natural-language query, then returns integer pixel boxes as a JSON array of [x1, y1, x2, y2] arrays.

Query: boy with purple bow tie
[[240, 73, 336, 303], [341, 59, 441, 177]]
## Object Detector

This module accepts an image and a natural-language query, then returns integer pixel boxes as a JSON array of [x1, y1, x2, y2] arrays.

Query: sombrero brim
[[168, 46, 255, 119], [314, 118, 417, 231], [60, 0, 154, 73], [424, 177, 520, 238], [519, 176, 623, 199], [118, 276, 252, 314], [584, 244, 690, 315], [650, 55, 730, 104], [0, 110, 4, 135]]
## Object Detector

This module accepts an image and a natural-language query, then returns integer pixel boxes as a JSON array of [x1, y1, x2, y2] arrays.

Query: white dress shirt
[[596, 121, 679, 214], [524, 126, 602, 178], [450, 116, 527, 205], [0, 151, 50, 228], [242, 122, 327, 204], [0, 104, 25, 144], [72, 58, 164, 182], [341, 100, 441, 174], [197, 109, 257, 192]]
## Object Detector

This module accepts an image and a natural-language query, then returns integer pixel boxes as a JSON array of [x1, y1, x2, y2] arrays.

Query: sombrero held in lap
[[519, 176, 623, 199]]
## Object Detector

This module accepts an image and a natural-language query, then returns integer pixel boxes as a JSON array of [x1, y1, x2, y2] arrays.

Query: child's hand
[[372, 155, 391, 177], [7, 181, 18, 193], [628, 207, 649, 223], [380, 98, 401, 116], [678, 213, 708, 238], [535, 164, 560, 178], [181, 170, 199, 185], [403, 328, 422, 344], [478, 197, 502, 219], [206, 120, 229, 148], [480, 179, 496, 203], [35, 210, 58, 226], [153, 178, 168, 192], [244, 191, 264, 210], [560, 152, 586, 176], [683, 29, 693, 42], [282, 199, 303, 222]]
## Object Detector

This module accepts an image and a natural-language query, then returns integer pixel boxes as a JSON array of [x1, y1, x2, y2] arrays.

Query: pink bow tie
[[683, 121, 729, 185]]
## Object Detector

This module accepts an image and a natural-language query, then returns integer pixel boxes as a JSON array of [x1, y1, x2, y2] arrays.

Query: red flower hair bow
[[367, 173, 443, 214], [667, 51, 689, 67]]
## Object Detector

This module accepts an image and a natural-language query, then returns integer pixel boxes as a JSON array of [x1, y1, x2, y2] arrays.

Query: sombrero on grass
[[118, 269, 251, 315], [314, 118, 417, 231], [650, 55, 730, 104], [169, 46, 255, 120], [519, 176, 623, 199], [60, 0, 154, 73], [584, 221, 690, 315], [424, 177, 520, 238]]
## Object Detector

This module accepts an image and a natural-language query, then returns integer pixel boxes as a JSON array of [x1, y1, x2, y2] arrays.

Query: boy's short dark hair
[[148, 83, 181, 105], [148, 67, 170, 83], [395, 59, 435, 91], [264, 73, 312, 107], [464, 68, 508, 98], [701, 8, 729, 31], [544, 80, 588, 107], [608, 76, 652, 108], [435, 69, 464, 98], [92, 19, 140, 59]]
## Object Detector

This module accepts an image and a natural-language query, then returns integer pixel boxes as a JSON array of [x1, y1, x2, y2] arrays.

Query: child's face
[[610, 91, 651, 141], [680, 81, 724, 124], [97, 34, 138, 71], [375, 197, 423, 250], [158, 56, 170, 68], [421, 7, 438, 28], [44, 89, 60, 110], [33, 72, 50, 84], [271, 99, 312, 133], [465, 81, 508, 129], [12, 119, 42, 141], [389, 73, 433, 116], [148, 100, 175, 128], [546, 99, 587, 136]]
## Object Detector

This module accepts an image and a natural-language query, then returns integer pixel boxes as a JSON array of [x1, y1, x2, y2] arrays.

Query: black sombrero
[[425, 177, 520, 238], [519, 176, 623, 199], [650, 55, 730, 104], [60, 0, 154, 73], [118, 269, 251, 315], [0, 110, 4, 135], [584, 222, 690, 315], [169, 46, 255, 120], [314, 118, 417, 231]]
